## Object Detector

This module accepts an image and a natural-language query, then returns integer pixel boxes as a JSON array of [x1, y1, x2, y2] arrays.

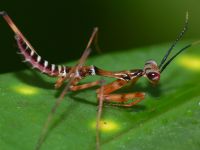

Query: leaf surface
[[0, 42, 200, 150]]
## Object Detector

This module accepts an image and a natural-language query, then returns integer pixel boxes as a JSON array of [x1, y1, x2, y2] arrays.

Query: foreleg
[[96, 79, 145, 107]]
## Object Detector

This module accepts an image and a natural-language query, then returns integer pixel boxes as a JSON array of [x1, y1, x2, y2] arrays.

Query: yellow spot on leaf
[[13, 85, 38, 95], [178, 55, 200, 71], [91, 120, 119, 132]]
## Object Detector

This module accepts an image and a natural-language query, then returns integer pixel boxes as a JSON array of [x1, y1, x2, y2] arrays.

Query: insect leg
[[97, 79, 128, 95], [96, 79, 145, 107], [54, 27, 99, 88], [96, 80, 104, 150], [70, 80, 100, 91], [35, 48, 92, 150], [55, 76, 71, 88], [104, 92, 145, 107]]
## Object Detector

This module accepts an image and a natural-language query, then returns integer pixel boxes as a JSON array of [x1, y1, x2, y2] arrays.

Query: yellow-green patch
[[91, 119, 120, 132], [177, 55, 200, 71], [12, 85, 39, 95]]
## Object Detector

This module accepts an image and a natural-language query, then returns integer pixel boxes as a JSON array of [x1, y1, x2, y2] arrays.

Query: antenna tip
[[0, 11, 7, 16]]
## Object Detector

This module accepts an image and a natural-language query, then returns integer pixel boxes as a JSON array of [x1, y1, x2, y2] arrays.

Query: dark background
[[0, 0, 200, 73]]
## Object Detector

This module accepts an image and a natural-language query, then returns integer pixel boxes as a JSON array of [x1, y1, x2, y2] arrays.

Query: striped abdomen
[[15, 35, 71, 77]]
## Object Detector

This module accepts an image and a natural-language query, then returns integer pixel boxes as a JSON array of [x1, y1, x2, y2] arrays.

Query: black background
[[0, 0, 200, 73]]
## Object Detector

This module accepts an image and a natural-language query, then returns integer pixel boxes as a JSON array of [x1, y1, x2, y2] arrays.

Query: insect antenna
[[160, 40, 200, 73], [159, 12, 189, 69]]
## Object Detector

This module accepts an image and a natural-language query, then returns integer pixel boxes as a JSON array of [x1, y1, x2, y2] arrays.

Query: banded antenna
[[159, 12, 189, 70], [160, 40, 200, 73]]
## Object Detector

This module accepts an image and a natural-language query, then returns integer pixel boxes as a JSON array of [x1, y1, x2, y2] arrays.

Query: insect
[[0, 11, 199, 150], [0, 11, 197, 107]]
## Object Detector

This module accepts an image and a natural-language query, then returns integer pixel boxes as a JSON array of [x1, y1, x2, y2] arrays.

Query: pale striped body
[[15, 35, 96, 78]]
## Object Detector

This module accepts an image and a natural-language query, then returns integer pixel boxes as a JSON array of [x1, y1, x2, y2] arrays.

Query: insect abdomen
[[15, 35, 71, 77]]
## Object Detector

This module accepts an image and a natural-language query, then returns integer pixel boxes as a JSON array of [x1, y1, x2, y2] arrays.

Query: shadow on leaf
[[14, 70, 55, 89]]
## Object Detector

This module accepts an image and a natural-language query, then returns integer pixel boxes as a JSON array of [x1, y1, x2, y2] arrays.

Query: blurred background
[[0, 0, 200, 73]]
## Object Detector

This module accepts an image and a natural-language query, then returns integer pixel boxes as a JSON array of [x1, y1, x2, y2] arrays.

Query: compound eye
[[147, 72, 160, 81]]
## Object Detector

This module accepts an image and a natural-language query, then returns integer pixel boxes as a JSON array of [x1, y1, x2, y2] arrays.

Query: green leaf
[[0, 42, 200, 150]]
